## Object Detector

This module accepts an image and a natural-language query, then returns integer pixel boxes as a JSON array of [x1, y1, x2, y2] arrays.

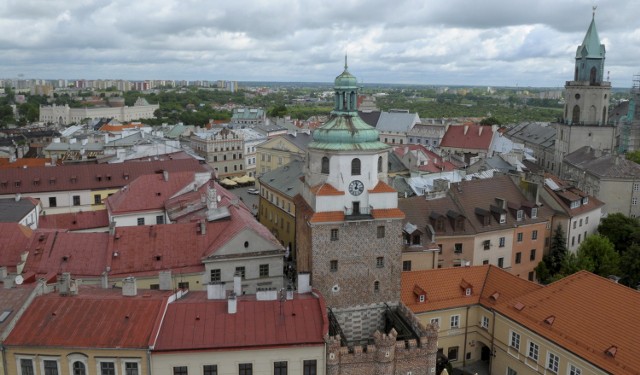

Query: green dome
[[310, 115, 389, 151], [334, 70, 357, 88]]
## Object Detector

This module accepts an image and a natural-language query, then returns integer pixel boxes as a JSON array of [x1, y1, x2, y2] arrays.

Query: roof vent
[[605, 345, 617, 358], [543, 315, 555, 325], [489, 292, 500, 301], [514, 302, 525, 311]]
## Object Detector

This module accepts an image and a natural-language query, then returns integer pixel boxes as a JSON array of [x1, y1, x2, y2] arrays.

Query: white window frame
[[546, 351, 559, 373], [40, 356, 61, 375], [509, 330, 521, 353], [450, 314, 460, 329], [568, 364, 582, 375], [67, 354, 89, 375], [96, 359, 118, 375], [527, 341, 539, 361], [121, 359, 141, 375], [481, 316, 489, 329], [16, 355, 36, 375]]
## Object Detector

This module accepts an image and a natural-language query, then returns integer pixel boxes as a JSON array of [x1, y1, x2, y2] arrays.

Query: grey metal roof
[[564, 146, 640, 179], [504, 122, 556, 149], [375, 111, 420, 133], [258, 159, 304, 198], [0, 198, 37, 222]]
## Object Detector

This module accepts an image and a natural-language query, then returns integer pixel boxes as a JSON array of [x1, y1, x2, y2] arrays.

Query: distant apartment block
[[39, 97, 158, 125]]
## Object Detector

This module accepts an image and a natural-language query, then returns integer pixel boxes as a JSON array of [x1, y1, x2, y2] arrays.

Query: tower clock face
[[348, 180, 364, 196]]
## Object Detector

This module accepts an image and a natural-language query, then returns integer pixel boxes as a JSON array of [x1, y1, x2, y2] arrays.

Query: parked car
[[247, 188, 259, 195]]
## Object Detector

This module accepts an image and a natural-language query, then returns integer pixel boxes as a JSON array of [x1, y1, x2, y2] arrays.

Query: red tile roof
[[309, 211, 345, 223], [0, 223, 33, 272], [3, 287, 171, 348], [310, 183, 344, 196], [106, 171, 197, 214], [38, 210, 109, 231], [368, 181, 396, 193], [99, 123, 145, 132], [0, 285, 36, 335], [0, 158, 53, 169], [371, 208, 405, 220], [495, 271, 640, 375], [154, 291, 327, 351], [0, 158, 210, 194], [439, 124, 494, 152]]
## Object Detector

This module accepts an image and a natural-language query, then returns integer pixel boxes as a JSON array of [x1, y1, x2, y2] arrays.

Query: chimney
[[159, 270, 172, 290], [58, 272, 72, 295], [100, 271, 109, 289], [464, 125, 469, 135], [207, 282, 226, 300], [14, 193, 21, 202], [297, 272, 311, 294], [479, 126, 483, 135], [228, 292, 237, 314], [163, 170, 169, 182], [199, 221, 206, 235], [4, 277, 15, 289], [0, 267, 7, 280], [233, 273, 242, 295], [122, 277, 137, 296], [286, 284, 294, 300]]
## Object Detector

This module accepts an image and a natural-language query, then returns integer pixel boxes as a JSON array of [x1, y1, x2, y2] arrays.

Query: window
[[44, 360, 59, 375], [585, 216, 589, 224], [178, 281, 189, 289], [635, 183, 640, 192], [507, 368, 517, 375], [517, 232, 523, 242], [235, 266, 246, 279], [351, 158, 361, 175], [124, 362, 139, 375], [49, 197, 57, 207], [94, 194, 101, 205], [516, 210, 523, 221], [481, 316, 489, 329], [100, 362, 116, 375], [156, 215, 164, 224], [573, 220, 577, 229], [378, 156, 383, 172], [633, 198, 638, 205], [274, 361, 287, 375], [374, 281, 380, 292], [376, 257, 384, 268], [137, 218, 145, 226], [72, 362, 86, 375], [259, 264, 269, 278], [483, 240, 490, 250], [579, 218, 583, 227], [403, 260, 412, 271], [510, 331, 521, 350], [532, 230, 538, 240], [330, 260, 338, 272], [569, 364, 582, 375], [482, 259, 489, 265], [499, 237, 506, 247], [173, 366, 188, 375], [547, 352, 559, 373], [72, 195, 80, 206], [20, 359, 34, 375], [454, 243, 462, 253], [447, 346, 459, 361], [210, 269, 221, 282], [530, 249, 536, 261], [528, 341, 539, 361], [498, 257, 504, 268], [377, 226, 385, 238], [531, 207, 538, 218], [303, 360, 317, 375], [330, 229, 338, 241], [450, 315, 460, 328], [515, 252, 522, 264]]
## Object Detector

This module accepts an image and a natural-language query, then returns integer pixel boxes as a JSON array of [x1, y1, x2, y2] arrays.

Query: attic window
[[154, 255, 162, 261], [15, 180, 21, 187], [413, 285, 427, 303], [62, 256, 69, 262], [516, 209, 523, 221], [49, 177, 56, 185], [544, 315, 555, 325], [459, 279, 472, 295], [531, 207, 538, 218], [514, 302, 525, 311], [96, 175, 102, 182], [0, 180, 7, 188], [123, 173, 130, 180], [156, 192, 161, 196], [33, 178, 40, 186], [605, 345, 617, 358], [582, 197, 589, 205], [0, 310, 12, 323], [39, 234, 45, 242], [106, 174, 112, 181]]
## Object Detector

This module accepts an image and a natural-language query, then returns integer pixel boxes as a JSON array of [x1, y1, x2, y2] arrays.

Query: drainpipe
[[462, 305, 470, 368], [147, 349, 152, 375], [489, 308, 497, 375], [2, 345, 7, 375]]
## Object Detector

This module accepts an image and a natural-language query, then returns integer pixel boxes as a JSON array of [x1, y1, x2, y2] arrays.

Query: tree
[[626, 150, 640, 164], [480, 116, 501, 126], [575, 235, 620, 278], [620, 243, 640, 288], [268, 104, 287, 117], [547, 224, 568, 274], [597, 213, 640, 255]]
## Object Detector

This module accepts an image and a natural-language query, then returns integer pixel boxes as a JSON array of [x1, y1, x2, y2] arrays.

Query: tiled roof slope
[[3, 287, 170, 348], [0, 285, 36, 336], [496, 271, 640, 375], [0, 158, 209, 194], [38, 210, 110, 231], [542, 174, 605, 215], [401, 265, 540, 314], [105, 171, 196, 214], [564, 146, 640, 178], [398, 194, 476, 238], [0, 223, 33, 271], [154, 291, 328, 351], [439, 123, 494, 151]]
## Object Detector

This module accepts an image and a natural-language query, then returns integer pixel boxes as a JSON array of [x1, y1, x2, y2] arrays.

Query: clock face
[[348, 180, 364, 196]]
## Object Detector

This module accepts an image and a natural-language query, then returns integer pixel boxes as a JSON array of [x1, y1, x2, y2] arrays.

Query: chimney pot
[[233, 273, 242, 295], [122, 277, 138, 296], [228, 292, 237, 314]]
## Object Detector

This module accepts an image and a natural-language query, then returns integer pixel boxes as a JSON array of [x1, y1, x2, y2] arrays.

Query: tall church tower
[[554, 9, 617, 174], [295, 58, 404, 309]]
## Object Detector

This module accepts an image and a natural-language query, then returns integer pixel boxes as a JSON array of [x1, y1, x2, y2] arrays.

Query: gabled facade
[[439, 123, 497, 165], [255, 132, 312, 177], [190, 127, 245, 178], [375, 109, 420, 146]]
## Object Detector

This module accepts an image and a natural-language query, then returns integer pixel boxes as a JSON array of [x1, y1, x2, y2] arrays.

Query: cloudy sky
[[1, 0, 639, 87]]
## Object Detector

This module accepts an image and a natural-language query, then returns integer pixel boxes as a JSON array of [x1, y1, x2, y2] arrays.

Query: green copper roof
[[334, 55, 358, 88], [309, 115, 389, 151], [576, 12, 604, 59]]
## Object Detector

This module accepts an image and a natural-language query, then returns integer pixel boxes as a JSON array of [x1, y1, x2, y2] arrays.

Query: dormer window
[[582, 196, 589, 205], [500, 214, 506, 224], [570, 200, 580, 209], [531, 207, 538, 218], [516, 210, 523, 221], [465, 288, 472, 296]]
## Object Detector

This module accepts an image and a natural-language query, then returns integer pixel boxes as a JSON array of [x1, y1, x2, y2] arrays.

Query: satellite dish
[[15, 275, 24, 285]]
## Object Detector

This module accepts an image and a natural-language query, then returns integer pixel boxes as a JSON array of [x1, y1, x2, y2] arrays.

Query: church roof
[[334, 56, 357, 89], [576, 13, 605, 59], [309, 115, 388, 151]]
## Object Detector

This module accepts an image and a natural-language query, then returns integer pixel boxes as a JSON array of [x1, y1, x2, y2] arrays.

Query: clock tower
[[295, 57, 404, 308]]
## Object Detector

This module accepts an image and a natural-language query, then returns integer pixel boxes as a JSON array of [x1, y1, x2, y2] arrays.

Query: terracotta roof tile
[[39, 210, 109, 231], [154, 291, 327, 351], [0, 223, 33, 272], [439, 123, 494, 151], [0, 158, 52, 169], [3, 287, 171, 348], [309, 211, 345, 223], [310, 183, 344, 196], [368, 181, 397, 193], [371, 208, 405, 219]]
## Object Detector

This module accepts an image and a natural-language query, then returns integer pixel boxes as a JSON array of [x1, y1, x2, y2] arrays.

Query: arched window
[[321, 157, 330, 174], [351, 158, 361, 176], [572, 105, 580, 124], [590, 67, 597, 85], [588, 105, 597, 123], [374, 281, 380, 292], [73, 361, 86, 375], [377, 156, 383, 173]]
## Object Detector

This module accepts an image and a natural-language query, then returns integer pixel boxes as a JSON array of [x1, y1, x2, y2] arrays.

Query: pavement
[[225, 184, 260, 216]]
